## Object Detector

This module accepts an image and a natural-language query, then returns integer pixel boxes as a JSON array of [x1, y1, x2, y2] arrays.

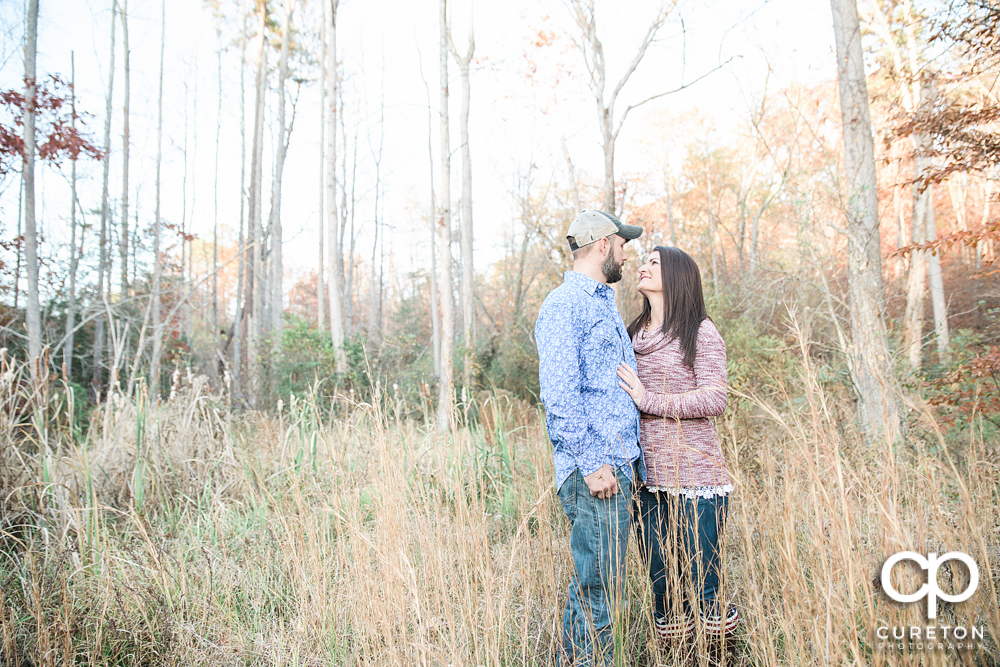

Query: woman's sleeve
[[637, 322, 728, 419]]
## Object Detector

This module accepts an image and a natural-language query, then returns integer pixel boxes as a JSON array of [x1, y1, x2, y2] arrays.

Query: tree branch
[[613, 56, 736, 140], [49, 239, 255, 365], [447, 0, 475, 66], [565, 0, 600, 96], [608, 1, 673, 111]]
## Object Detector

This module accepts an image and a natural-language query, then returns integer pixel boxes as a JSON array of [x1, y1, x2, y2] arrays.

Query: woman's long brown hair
[[626, 246, 708, 368]]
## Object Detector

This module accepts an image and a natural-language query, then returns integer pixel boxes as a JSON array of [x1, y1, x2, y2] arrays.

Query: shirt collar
[[564, 270, 613, 297]]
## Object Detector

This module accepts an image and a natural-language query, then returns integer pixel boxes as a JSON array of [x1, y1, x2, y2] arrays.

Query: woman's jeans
[[557, 466, 633, 666], [634, 487, 728, 619]]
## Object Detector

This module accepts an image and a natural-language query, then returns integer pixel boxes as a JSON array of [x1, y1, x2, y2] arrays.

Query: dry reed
[[0, 348, 997, 666]]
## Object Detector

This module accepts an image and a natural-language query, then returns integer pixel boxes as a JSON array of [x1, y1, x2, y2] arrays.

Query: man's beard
[[601, 250, 623, 284]]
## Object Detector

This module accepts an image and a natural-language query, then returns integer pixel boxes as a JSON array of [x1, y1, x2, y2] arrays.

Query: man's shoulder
[[539, 281, 584, 315], [536, 283, 587, 343]]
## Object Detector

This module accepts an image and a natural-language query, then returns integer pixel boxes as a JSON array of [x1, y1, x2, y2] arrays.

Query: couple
[[535, 210, 738, 665]]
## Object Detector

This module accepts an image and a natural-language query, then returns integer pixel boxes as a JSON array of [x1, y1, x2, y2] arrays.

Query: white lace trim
[[643, 483, 733, 499]]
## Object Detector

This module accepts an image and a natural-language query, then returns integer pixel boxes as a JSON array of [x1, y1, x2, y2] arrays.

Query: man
[[535, 210, 644, 665]]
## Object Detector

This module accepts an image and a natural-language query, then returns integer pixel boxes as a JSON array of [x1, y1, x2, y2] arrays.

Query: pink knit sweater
[[633, 319, 731, 494]]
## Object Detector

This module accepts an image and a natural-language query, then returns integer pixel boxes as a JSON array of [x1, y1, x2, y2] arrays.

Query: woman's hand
[[617, 363, 645, 406]]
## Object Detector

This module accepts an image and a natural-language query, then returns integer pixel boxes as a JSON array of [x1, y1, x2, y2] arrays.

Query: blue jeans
[[634, 487, 728, 619], [557, 466, 633, 666]]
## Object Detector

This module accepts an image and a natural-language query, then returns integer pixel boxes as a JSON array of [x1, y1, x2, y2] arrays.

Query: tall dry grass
[[0, 345, 997, 666]]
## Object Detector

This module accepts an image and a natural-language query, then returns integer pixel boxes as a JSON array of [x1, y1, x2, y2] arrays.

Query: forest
[[0, 0, 998, 665]]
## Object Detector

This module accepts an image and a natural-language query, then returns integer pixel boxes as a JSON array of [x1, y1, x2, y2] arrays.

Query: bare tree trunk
[[378, 215, 384, 340], [64, 52, 80, 378], [437, 0, 455, 431], [449, 7, 476, 392], [904, 79, 950, 370], [119, 0, 130, 299], [326, 0, 346, 371], [338, 86, 349, 332], [213, 26, 222, 347], [561, 135, 582, 213], [513, 164, 537, 326], [269, 0, 295, 340], [915, 83, 949, 362], [429, 218, 441, 378], [904, 179, 927, 370], [601, 111, 615, 214], [261, 234, 269, 343], [865, 0, 942, 371], [567, 0, 669, 216], [948, 172, 969, 232], [15, 174, 21, 311], [132, 202, 139, 291], [151, 0, 165, 395], [232, 1, 248, 390], [23, 0, 41, 374], [573, 0, 612, 212], [978, 178, 992, 270], [246, 0, 268, 401], [664, 160, 677, 246], [925, 187, 949, 362], [316, 0, 326, 333], [345, 115, 357, 337], [18, 180, 34, 327], [368, 79, 385, 345], [749, 207, 762, 272], [830, 0, 901, 443], [905, 122, 936, 372], [181, 80, 189, 344], [947, 175, 969, 260], [93, 0, 117, 394], [706, 165, 718, 299], [421, 54, 441, 377], [749, 206, 766, 273], [735, 187, 748, 270], [189, 55, 198, 343], [368, 204, 379, 341], [892, 144, 905, 280]]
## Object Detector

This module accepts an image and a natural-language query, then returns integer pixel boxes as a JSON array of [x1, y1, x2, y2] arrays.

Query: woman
[[615, 246, 739, 641]]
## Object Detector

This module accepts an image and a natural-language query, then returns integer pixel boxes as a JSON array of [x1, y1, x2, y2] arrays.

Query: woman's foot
[[700, 603, 740, 636], [654, 613, 695, 641]]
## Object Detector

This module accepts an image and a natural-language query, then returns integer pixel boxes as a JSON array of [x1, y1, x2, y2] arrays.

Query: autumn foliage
[[0, 75, 102, 177], [927, 345, 1000, 427]]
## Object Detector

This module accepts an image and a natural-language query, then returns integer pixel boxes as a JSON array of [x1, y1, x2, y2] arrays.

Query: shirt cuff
[[577, 459, 604, 478]]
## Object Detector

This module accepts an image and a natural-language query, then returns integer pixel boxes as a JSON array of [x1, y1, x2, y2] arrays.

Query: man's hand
[[583, 464, 619, 499]]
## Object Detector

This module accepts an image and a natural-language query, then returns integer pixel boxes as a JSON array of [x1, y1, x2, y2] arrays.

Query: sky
[[0, 0, 840, 308]]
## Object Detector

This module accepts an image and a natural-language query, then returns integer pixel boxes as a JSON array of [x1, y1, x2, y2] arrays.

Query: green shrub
[[274, 316, 337, 400], [923, 328, 1000, 437]]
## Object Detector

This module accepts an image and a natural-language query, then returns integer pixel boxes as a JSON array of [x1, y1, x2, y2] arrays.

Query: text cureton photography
[[875, 624, 983, 652], [875, 550, 986, 653]]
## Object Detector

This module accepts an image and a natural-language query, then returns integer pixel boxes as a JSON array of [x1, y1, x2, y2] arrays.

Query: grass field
[[1, 354, 998, 666]]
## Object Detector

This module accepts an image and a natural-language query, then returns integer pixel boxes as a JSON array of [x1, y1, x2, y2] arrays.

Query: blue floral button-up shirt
[[535, 271, 643, 490]]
